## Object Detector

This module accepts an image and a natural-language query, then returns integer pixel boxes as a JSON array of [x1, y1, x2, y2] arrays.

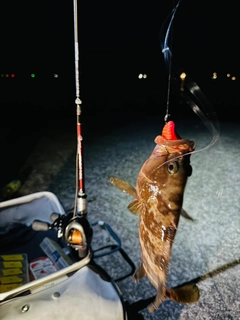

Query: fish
[[109, 120, 199, 312]]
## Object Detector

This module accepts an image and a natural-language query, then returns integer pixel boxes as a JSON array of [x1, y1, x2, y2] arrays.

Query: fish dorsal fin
[[127, 199, 142, 215], [165, 283, 200, 304], [181, 208, 194, 221], [109, 177, 137, 198]]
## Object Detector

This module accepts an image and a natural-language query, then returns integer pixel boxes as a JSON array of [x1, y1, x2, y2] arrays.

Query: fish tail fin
[[147, 283, 199, 312], [165, 283, 200, 304], [133, 263, 146, 282]]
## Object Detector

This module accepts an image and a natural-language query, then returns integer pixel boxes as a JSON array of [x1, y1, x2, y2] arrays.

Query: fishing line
[[160, 0, 182, 123], [159, 0, 220, 162], [182, 73, 220, 153]]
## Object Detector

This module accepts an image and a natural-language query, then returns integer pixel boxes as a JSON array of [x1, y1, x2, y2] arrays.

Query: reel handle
[[32, 220, 51, 231]]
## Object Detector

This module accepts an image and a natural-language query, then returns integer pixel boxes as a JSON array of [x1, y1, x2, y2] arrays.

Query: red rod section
[[77, 113, 84, 193]]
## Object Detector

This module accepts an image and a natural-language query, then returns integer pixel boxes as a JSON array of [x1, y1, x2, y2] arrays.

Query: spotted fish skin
[[109, 122, 198, 312], [135, 134, 195, 310]]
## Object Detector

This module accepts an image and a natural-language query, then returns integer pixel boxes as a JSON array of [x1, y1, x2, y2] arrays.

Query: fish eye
[[167, 161, 179, 174]]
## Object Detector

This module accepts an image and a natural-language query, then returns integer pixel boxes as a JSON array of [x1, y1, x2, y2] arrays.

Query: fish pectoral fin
[[165, 283, 200, 304], [128, 199, 142, 215], [181, 208, 194, 221], [109, 177, 137, 198]]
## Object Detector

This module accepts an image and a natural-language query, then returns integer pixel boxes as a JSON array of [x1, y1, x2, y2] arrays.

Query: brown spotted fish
[[109, 120, 199, 312]]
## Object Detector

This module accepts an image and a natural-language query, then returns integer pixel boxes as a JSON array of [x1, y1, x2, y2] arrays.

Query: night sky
[[1, 1, 239, 65], [0, 0, 239, 115]]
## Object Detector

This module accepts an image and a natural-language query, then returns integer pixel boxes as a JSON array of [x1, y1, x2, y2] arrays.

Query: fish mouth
[[159, 121, 195, 152], [153, 136, 195, 156], [155, 135, 195, 148]]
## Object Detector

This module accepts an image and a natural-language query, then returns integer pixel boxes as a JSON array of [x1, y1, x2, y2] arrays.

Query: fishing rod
[[33, 0, 135, 262], [53, 0, 93, 258], [73, 0, 87, 217], [32, 0, 91, 257]]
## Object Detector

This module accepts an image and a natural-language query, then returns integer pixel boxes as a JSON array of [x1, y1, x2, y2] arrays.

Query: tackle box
[[0, 191, 128, 320]]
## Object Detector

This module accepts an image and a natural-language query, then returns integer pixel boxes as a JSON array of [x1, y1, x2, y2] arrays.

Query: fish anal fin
[[133, 263, 146, 282], [127, 199, 142, 215], [165, 283, 200, 304], [181, 208, 194, 221], [109, 177, 137, 198]]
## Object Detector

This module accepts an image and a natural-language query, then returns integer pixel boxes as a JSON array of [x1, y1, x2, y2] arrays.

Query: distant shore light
[[138, 73, 147, 79], [180, 72, 186, 80], [212, 72, 217, 79]]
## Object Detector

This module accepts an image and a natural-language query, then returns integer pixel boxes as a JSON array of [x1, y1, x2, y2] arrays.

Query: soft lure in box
[[0, 253, 29, 293]]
